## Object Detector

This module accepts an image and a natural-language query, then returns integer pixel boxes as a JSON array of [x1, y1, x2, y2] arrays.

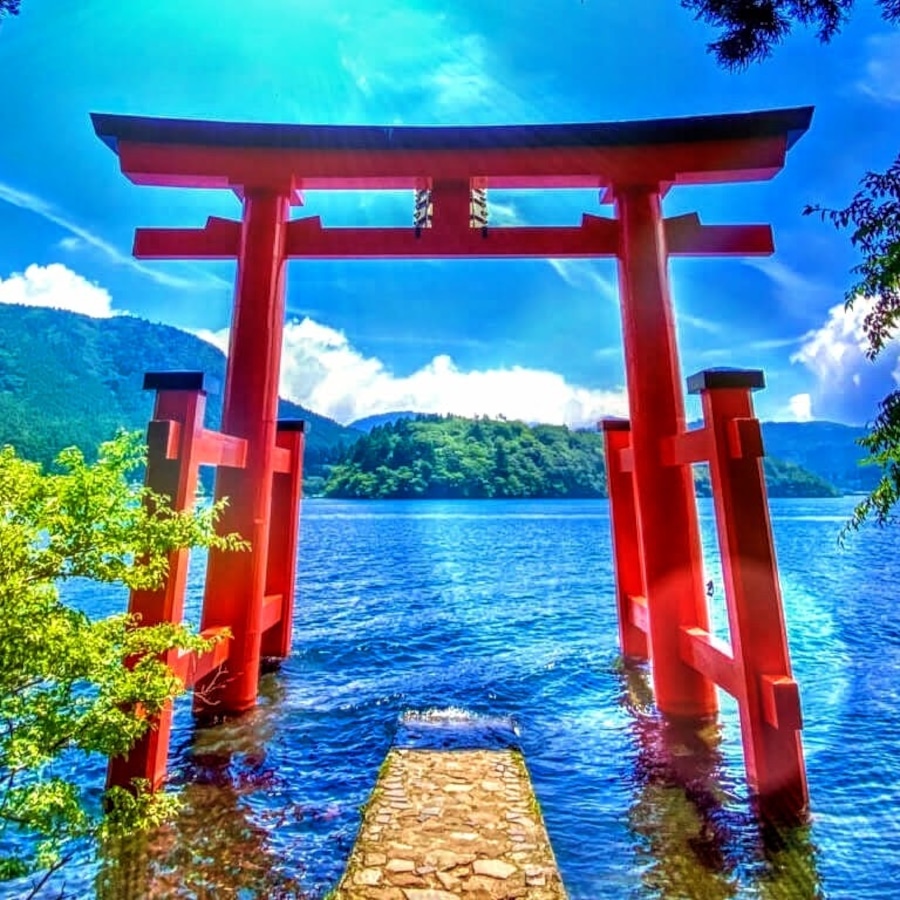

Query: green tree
[[0, 431, 244, 892], [323, 414, 836, 499], [683, 0, 900, 529]]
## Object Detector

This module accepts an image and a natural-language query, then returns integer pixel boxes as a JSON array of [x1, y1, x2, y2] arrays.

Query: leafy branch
[[802, 157, 900, 535], [0, 431, 244, 886]]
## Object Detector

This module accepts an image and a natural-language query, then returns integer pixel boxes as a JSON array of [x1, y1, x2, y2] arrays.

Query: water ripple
[[45, 497, 900, 899]]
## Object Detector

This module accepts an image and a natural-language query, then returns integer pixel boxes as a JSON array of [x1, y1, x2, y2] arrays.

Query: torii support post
[[107, 372, 235, 792], [601, 419, 649, 660], [602, 370, 808, 822], [689, 369, 808, 822], [197, 189, 291, 715], [260, 419, 306, 660], [614, 186, 717, 719]]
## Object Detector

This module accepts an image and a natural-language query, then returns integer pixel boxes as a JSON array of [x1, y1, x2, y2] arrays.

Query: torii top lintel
[[91, 107, 812, 192]]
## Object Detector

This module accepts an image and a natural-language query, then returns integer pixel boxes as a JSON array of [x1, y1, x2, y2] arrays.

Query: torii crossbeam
[[93, 106, 813, 823]]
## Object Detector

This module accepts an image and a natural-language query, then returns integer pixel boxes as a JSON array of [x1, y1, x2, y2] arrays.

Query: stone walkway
[[333, 747, 567, 900]]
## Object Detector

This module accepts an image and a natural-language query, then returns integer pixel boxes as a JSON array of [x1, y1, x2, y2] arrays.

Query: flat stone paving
[[333, 747, 567, 900]]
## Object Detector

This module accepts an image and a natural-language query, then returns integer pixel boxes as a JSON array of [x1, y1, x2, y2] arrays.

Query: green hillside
[[323, 415, 839, 500], [0, 304, 358, 472], [0, 304, 853, 501], [760, 421, 878, 492]]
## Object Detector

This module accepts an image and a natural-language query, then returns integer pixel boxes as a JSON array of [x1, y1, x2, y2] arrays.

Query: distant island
[[321, 415, 840, 500]]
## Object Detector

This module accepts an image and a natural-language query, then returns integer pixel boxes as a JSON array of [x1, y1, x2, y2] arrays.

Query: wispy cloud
[[677, 312, 721, 335], [743, 257, 820, 295], [336, 8, 537, 122], [547, 258, 618, 302], [0, 181, 227, 291], [746, 336, 803, 351], [857, 33, 900, 106], [195, 317, 628, 427], [488, 199, 523, 226]]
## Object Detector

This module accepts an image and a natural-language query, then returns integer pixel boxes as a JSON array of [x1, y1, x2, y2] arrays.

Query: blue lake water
[[35, 497, 900, 898]]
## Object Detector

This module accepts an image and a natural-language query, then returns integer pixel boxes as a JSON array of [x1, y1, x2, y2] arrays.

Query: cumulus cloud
[[196, 317, 629, 427], [791, 296, 899, 423], [788, 393, 813, 422], [0, 263, 117, 318]]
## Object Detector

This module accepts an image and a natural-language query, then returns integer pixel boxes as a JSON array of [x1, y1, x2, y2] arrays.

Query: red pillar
[[108, 372, 209, 791], [198, 189, 290, 715], [691, 369, 808, 821], [614, 186, 717, 718], [260, 420, 305, 660], [601, 419, 649, 660]]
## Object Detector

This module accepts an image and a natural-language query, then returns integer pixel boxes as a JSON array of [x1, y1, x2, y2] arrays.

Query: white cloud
[[191, 327, 229, 354], [744, 257, 819, 295], [336, 9, 536, 122], [487, 199, 522, 226], [196, 317, 628, 427], [788, 393, 813, 422], [546, 258, 618, 302], [791, 298, 871, 380], [0, 181, 227, 291], [0, 263, 117, 318], [428, 33, 499, 114], [677, 312, 721, 335], [791, 296, 898, 423], [857, 33, 900, 106]]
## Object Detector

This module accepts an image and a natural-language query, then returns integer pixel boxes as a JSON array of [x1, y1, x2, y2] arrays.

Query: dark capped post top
[[276, 419, 307, 432], [686, 368, 765, 394], [142, 371, 221, 394], [600, 417, 632, 432]]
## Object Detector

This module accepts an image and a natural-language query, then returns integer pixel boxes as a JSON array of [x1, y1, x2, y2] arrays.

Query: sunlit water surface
[[27, 498, 900, 898]]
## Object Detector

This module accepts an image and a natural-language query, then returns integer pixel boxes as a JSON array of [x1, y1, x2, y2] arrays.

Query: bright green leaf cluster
[[0, 431, 244, 886], [804, 155, 900, 532], [322, 415, 840, 501]]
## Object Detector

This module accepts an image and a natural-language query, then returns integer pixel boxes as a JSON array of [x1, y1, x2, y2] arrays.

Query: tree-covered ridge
[[325, 416, 608, 499], [0, 304, 359, 474], [323, 415, 840, 500]]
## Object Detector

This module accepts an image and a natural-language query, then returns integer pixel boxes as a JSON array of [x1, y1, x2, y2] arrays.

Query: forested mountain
[[323, 415, 839, 500], [0, 304, 358, 472], [349, 411, 418, 433], [759, 421, 877, 492], [0, 304, 864, 501]]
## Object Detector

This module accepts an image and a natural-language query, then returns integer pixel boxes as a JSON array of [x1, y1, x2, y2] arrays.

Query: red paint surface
[[196, 190, 290, 715], [601, 420, 649, 660], [107, 387, 228, 791], [99, 110, 809, 820], [700, 383, 808, 822], [261, 425, 305, 659], [615, 187, 718, 719]]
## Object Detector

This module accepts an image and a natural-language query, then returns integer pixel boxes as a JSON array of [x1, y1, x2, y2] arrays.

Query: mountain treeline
[[325, 416, 607, 499], [323, 415, 840, 500], [0, 304, 359, 475]]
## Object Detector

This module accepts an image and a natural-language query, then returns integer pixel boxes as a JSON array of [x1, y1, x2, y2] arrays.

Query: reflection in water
[[618, 663, 824, 900], [96, 675, 316, 900]]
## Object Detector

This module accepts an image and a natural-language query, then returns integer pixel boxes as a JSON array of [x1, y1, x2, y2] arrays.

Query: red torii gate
[[93, 106, 812, 822]]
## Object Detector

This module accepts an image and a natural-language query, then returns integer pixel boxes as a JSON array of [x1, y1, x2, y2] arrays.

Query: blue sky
[[1, 0, 898, 426]]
